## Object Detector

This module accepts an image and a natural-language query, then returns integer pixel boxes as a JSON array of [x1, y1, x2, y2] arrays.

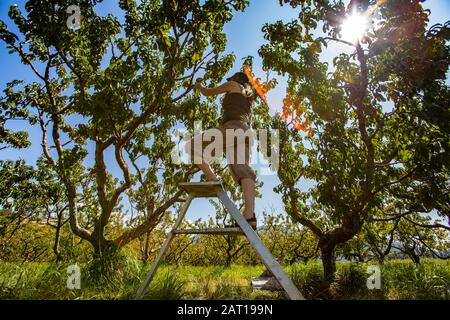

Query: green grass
[[0, 259, 448, 300]]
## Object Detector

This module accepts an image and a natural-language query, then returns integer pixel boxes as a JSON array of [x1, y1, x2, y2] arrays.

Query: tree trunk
[[410, 252, 420, 264], [88, 233, 123, 284], [53, 222, 62, 262], [91, 233, 114, 256], [52, 212, 63, 262], [405, 245, 420, 264], [142, 230, 151, 263], [225, 255, 232, 267], [320, 244, 337, 283]]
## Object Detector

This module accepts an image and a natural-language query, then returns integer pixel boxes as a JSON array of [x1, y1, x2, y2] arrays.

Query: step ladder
[[135, 181, 305, 300]]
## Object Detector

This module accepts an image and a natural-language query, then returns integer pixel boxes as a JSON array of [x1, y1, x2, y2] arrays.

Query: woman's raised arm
[[195, 80, 236, 97]]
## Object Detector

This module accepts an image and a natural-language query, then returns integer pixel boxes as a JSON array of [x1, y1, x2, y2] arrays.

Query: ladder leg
[[135, 195, 194, 299], [217, 190, 305, 300]]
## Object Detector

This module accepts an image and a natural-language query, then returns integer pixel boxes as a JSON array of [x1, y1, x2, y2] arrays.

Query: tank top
[[221, 92, 252, 126]]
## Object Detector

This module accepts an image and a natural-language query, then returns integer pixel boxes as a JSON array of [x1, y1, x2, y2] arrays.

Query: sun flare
[[340, 11, 368, 43]]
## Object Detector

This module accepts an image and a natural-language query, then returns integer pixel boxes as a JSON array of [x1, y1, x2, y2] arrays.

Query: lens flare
[[243, 64, 313, 135], [367, 0, 388, 16], [243, 64, 269, 105], [340, 11, 368, 43]]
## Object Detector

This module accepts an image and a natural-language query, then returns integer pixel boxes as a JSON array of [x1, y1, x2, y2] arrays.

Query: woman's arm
[[195, 80, 238, 97]]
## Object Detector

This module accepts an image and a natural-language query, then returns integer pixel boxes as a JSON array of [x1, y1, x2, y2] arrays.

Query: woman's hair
[[227, 72, 256, 104], [242, 82, 256, 105]]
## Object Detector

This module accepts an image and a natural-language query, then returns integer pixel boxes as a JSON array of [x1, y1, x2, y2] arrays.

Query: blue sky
[[1, 0, 449, 223]]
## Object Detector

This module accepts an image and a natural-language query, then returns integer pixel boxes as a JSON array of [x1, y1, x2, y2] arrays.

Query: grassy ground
[[0, 259, 448, 300]]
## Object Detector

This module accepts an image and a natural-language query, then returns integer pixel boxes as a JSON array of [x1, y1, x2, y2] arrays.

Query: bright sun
[[340, 11, 368, 43]]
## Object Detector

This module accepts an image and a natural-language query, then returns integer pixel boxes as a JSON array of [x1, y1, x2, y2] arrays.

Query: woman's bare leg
[[197, 161, 218, 181], [241, 178, 256, 227]]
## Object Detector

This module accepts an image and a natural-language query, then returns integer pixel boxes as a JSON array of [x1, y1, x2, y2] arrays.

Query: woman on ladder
[[185, 71, 257, 230]]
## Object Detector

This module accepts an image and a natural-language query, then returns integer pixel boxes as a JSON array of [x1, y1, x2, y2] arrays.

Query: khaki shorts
[[185, 120, 256, 185]]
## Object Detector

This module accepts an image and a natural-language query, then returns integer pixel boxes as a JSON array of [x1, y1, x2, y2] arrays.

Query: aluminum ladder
[[135, 181, 305, 300]]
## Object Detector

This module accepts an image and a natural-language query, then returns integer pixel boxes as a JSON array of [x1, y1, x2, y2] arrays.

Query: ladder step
[[251, 277, 283, 291], [179, 181, 223, 197], [173, 227, 243, 234]]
